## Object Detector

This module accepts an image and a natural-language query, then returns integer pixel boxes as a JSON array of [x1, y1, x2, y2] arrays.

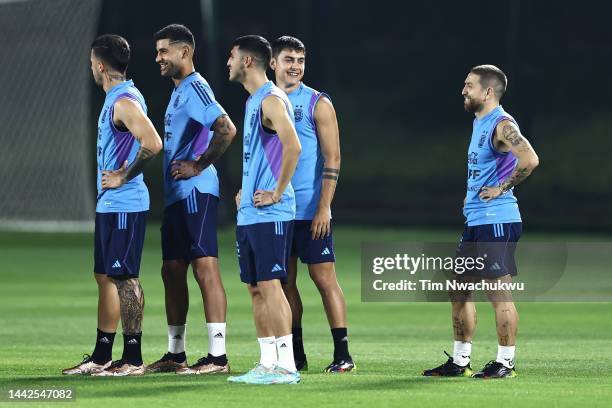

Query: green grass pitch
[[1, 226, 611, 407]]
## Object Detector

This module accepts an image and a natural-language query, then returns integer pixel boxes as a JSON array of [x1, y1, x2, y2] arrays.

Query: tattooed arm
[[112, 278, 145, 335], [479, 120, 540, 202], [312, 97, 341, 240], [101, 98, 163, 189], [171, 114, 237, 180]]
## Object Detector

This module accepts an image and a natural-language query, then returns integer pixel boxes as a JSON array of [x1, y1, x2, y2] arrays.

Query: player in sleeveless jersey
[[63, 35, 162, 376], [423, 65, 539, 379], [225, 36, 302, 385], [146, 25, 237, 375], [270, 36, 354, 373]]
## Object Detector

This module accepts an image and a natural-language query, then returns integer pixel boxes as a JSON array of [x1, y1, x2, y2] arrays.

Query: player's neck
[[276, 79, 300, 94], [103, 77, 126, 93], [474, 102, 499, 120], [243, 72, 269, 95], [172, 64, 196, 87]]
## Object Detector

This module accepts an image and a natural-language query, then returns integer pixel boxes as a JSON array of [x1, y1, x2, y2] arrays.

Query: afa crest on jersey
[[294, 107, 303, 122]]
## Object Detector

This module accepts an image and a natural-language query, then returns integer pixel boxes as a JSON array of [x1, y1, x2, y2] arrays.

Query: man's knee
[[162, 260, 187, 284], [308, 263, 337, 290]]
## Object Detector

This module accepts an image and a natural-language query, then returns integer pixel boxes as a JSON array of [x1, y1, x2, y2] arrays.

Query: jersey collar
[[286, 81, 304, 96], [476, 105, 503, 122]]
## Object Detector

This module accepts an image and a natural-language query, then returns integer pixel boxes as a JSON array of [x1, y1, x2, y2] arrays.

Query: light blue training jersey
[[237, 81, 296, 226], [96, 80, 149, 213], [286, 82, 330, 220], [464, 105, 522, 226], [162, 72, 227, 206]]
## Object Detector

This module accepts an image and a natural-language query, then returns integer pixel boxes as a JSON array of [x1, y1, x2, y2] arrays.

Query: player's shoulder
[[300, 83, 331, 110], [494, 109, 520, 131], [263, 83, 290, 103], [113, 92, 144, 114], [299, 82, 318, 94], [185, 74, 216, 106]]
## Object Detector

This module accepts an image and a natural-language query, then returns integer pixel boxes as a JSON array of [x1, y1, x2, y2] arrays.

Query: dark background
[[93, 0, 612, 232]]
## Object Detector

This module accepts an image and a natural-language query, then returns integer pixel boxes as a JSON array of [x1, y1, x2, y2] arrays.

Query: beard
[[464, 97, 483, 113], [161, 62, 181, 78]]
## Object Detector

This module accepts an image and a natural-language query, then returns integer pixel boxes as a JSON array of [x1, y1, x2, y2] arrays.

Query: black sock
[[331, 328, 351, 361], [292, 327, 306, 360], [91, 329, 115, 364], [121, 333, 143, 366], [168, 351, 186, 363], [207, 353, 227, 366]]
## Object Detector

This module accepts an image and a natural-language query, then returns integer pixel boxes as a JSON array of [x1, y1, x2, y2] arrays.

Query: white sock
[[258, 337, 277, 368], [453, 341, 472, 367], [206, 322, 226, 357], [168, 325, 186, 354], [496, 345, 515, 368], [276, 334, 297, 372]]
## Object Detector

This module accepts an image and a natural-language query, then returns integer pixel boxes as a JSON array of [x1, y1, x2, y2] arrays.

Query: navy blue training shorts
[[236, 221, 294, 285], [455, 222, 522, 278], [161, 189, 218, 262], [94, 211, 147, 278], [291, 219, 336, 264]]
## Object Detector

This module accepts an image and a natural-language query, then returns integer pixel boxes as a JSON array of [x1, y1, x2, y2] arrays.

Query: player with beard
[[423, 65, 539, 379], [63, 34, 162, 376], [146, 24, 237, 375]]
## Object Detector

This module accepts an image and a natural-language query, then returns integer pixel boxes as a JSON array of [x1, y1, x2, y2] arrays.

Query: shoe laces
[[482, 360, 502, 371], [158, 352, 177, 363], [108, 359, 126, 369], [192, 356, 212, 367], [81, 354, 93, 363], [441, 351, 456, 367], [250, 363, 271, 374]]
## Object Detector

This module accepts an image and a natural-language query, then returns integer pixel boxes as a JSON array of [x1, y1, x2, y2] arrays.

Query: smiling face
[[227, 45, 246, 83], [462, 72, 490, 113], [270, 48, 305, 88], [155, 39, 187, 78]]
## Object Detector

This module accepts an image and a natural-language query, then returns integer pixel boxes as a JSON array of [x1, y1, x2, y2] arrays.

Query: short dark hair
[[232, 35, 272, 70], [91, 34, 130, 74], [154, 24, 195, 48], [470, 65, 507, 99], [271, 36, 306, 57]]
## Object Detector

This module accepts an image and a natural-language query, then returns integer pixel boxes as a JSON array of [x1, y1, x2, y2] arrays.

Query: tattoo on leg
[[453, 316, 466, 337], [113, 278, 144, 335]]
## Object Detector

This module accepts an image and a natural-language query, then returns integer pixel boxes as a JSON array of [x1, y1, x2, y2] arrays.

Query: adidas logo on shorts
[[112, 260, 121, 268], [490, 262, 502, 271], [271, 264, 283, 273], [321, 247, 331, 255]]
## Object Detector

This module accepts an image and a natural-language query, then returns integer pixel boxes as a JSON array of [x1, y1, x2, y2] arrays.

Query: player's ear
[[270, 58, 277, 71]]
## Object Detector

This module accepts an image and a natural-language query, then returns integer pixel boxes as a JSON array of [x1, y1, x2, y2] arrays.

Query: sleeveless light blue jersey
[[163, 72, 227, 206], [96, 80, 149, 213], [464, 105, 522, 226], [238, 81, 296, 226], [287, 82, 329, 220]]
